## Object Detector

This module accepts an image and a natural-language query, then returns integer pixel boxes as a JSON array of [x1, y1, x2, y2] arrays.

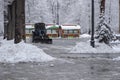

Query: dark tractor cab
[[32, 23, 52, 44]]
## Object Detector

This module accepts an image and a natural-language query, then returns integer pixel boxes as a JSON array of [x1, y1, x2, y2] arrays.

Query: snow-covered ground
[[0, 37, 55, 63], [70, 34, 120, 53], [70, 41, 120, 53], [0, 33, 120, 63], [80, 34, 91, 38], [113, 57, 120, 61]]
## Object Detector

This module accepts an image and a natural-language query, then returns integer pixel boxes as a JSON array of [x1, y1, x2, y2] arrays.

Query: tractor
[[32, 23, 52, 44]]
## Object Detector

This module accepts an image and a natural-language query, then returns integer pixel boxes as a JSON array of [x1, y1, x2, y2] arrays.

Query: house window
[[52, 30, 57, 34], [64, 30, 68, 34], [69, 30, 73, 34], [74, 30, 78, 34], [47, 30, 51, 34]]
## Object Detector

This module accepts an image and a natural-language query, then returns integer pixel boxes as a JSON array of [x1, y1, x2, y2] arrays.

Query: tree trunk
[[5, 0, 25, 43], [100, 0, 106, 15], [14, 0, 25, 43], [7, 5, 13, 40], [4, 7, 8, 39], [119, 0, 120, 33]]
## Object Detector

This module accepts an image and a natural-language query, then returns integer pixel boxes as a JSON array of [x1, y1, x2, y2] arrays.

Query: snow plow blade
[[32, 38, 52, 44]]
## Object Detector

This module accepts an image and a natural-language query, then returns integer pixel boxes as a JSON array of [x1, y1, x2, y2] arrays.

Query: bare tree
[[56, 0, 60, 25], [46, 0, 56, 24], [119, 0, 120, 33]]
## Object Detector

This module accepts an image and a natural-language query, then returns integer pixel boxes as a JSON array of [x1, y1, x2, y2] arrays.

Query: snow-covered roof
[[25, 24, 34, 29], [25, 24, 81, 30], [46, 25, 59, 29], [61, 25, 81, 30]]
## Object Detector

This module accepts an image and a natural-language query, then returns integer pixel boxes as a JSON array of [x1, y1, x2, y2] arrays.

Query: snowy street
[[0, 38, 120, 80], [0, 55, 120, 80]]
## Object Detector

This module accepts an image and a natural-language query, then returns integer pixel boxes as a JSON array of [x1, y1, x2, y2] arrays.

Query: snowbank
[[0, 39, 55, 63], [113, 57, 120, 61], [70, 40, 120, 53], [80, 34, 91, 38]]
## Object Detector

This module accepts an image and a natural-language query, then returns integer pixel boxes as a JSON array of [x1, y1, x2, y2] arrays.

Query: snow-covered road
[[0, 37, 120, 80], [0, 53, 120, 80]]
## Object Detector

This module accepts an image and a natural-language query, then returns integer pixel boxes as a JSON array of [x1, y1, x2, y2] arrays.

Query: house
[[60, 25, 81, 38], [46, 24, 81, 38]]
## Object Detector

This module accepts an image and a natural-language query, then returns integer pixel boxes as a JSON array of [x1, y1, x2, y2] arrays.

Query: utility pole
[[90, 0, 95, 47]]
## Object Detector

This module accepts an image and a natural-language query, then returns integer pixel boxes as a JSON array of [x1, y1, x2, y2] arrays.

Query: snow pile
[[113, 57, 120, 61], [70, 41, 120, 53], [0, 39, 55, 63], [80, 34, 91, 38], [111, 40, 120, 44], [0, 36, 3, 40], [112, 44, 120, 52]]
